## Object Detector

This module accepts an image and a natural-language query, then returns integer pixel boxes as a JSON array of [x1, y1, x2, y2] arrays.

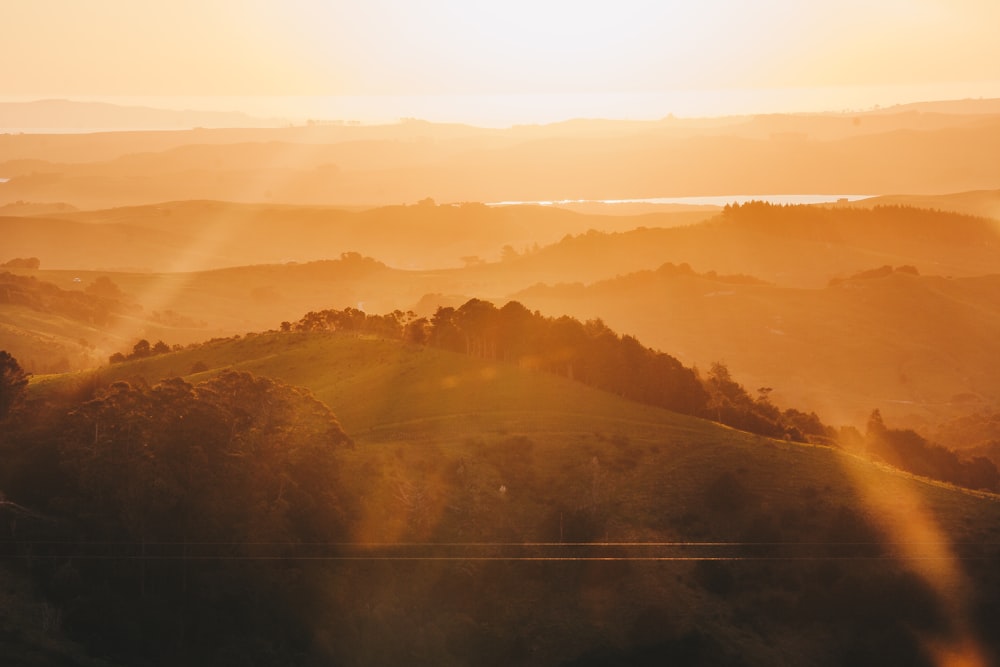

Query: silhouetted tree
[[865, 409, 999, 491], [1, 256, 40, 269], [429, 306, 464, 352], [85, 275, 126, 300], [0, 350, 29, 420], [131, 339, 152, 359], [55, 371, 353, 660], [404, 316, 430, 345], [496, 301, 538, 364], [455, 298, 499, 359]]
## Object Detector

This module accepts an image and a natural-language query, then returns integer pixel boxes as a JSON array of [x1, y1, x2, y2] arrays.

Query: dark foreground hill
[[4, 332, 1000, 666]]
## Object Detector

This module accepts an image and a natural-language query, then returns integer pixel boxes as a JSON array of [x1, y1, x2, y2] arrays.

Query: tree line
[[285, 299, 833, 443], [866, 409, 998, 491]]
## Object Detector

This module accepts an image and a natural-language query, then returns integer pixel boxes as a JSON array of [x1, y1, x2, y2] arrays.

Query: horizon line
[[3, 83, 1000, 129]]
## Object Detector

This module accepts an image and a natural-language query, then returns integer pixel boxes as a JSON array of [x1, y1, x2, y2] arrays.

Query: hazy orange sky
[[4, 0, 1000, 125]]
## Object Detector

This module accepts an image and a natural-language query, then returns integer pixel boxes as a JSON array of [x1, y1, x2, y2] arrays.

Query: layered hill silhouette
[[3, 103, 1000, 208], [0, 99, 282, 131], [4, 197, 995, 280], [4, 200, 999, 435], [0, 199, 708, 271], [4, 100, 1000, 665]]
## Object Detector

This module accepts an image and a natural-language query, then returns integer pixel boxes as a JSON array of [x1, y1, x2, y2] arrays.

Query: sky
[[3, 0, 1000, 125]]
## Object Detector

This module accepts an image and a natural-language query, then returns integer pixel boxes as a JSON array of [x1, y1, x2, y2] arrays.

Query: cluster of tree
[[83, 275, 134, 302], [0, 271, 137, 326], [703, 363, 833, 442], [426, 299, 713, 417], [932, 409, 1000, 466], [283, 300, 832, 442], [828, 264, 919, 286], [866, 410, 999, 491], [109, 338, 175, 364], [0, 350, 29, 421], [0, 368, 353, 664], [282, 306, 416, 339], [721, 200, 996, 242], [1, 256, 40, 269]]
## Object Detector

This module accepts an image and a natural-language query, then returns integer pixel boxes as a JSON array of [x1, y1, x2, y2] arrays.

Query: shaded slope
[[27, 331, 1000, 666]]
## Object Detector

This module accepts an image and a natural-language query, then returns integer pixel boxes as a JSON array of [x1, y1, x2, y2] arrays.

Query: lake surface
[[488, 194, 873, 207]]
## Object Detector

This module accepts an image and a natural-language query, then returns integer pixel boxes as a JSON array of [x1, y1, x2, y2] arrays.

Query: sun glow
[[3, 1, 1000, 124], [845, 460, 991, 667]]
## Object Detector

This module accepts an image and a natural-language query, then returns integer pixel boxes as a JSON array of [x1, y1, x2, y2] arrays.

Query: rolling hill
[[0, 99, 282, 131], [8, 331, 1000, 666], [492, 202, 1000, 289], [5, 199, 999, 437], [3, 106, 1000, 209], [0, 199, 711, 272], [512, 263, 1000, 429]]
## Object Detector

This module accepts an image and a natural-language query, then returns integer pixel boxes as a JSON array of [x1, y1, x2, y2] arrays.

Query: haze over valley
[[4, 1, 1000, 665]]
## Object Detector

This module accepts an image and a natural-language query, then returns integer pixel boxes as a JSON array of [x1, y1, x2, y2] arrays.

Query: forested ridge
[[287, 299, 839, 444], [283, 299, 1000, 492]]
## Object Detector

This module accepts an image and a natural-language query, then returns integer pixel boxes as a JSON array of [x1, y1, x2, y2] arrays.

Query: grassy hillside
[[22, 330, 999, 665], [74, 330, 694, 438]]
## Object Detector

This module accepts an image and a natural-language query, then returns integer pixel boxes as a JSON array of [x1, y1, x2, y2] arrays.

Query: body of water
[[488, 194, 874, 207]]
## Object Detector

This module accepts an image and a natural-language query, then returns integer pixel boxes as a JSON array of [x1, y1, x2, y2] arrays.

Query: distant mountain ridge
[[0, 99, 284, 131], [2, 99, 1000, 207]]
